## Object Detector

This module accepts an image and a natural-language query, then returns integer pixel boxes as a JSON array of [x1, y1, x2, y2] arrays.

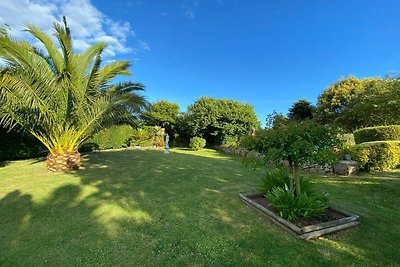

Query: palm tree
[[0, 17, 146, 171]]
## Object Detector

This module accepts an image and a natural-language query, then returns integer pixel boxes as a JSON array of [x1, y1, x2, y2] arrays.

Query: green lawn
[[0, 148, 399, 266]]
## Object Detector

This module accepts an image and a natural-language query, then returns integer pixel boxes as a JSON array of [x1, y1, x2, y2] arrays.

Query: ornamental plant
[[189, 137, 206, 150], [0, 18, 146, 171]]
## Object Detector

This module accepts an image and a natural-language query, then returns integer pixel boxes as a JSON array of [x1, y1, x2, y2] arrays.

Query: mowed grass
[[0, 148, 399, 266]]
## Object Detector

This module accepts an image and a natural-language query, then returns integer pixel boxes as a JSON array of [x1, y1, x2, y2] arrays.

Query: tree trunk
[[288, 159, 294, 192], [47, 149, 80, 172], [294, 162, 301, 196]]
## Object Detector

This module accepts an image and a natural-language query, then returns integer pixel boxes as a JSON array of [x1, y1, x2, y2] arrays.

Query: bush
[[354, 125, 400, 144], [350, 141, 400, 171], [189, 137, 206, 150], [130, 126, 164, 147], [86, 125, 133, 150], [0, 127, 47, 161]]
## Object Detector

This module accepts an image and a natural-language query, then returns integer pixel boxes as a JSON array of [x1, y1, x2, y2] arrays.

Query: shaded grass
[[0, 148, 399, 266]]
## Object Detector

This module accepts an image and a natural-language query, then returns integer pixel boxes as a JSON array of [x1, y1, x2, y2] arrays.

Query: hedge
[[0, 127, 47, 161], [354, 125, 400, 144], [130, 126, 164, 147], [85, 125, 134, 150], [350, 141, 400, 171]]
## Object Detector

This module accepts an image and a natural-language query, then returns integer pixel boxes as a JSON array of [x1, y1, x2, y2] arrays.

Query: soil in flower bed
[[252, 195, 346, 228]]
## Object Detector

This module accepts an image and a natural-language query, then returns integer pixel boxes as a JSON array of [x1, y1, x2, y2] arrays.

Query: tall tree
[[287, 99, 315, 121], [186, 97, 260, 146], [0, 17, 146, 171], [142, 100, 179, 134], [316, 76, 380, 128]]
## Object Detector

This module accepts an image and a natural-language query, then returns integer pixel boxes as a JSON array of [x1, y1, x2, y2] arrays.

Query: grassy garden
[[1, 14, 400, 267], [1, 148, 399, 266]]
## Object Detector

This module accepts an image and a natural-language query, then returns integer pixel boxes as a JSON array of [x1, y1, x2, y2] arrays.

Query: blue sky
[[1, 0, 400, 125]]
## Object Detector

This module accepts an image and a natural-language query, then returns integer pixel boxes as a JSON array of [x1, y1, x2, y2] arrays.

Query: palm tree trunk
[[47, 149, 80, 172]]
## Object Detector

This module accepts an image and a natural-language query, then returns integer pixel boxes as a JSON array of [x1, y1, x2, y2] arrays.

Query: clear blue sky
[[3, 0, 400, 125]]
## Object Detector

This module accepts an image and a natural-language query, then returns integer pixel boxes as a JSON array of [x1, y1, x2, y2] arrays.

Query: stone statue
[[164, 133, 170, 154]]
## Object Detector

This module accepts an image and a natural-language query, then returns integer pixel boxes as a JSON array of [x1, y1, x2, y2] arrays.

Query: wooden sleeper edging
[[240, 192, 360, 240]]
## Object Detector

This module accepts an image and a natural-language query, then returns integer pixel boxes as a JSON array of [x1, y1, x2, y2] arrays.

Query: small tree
[[261, 120, 338, 196]]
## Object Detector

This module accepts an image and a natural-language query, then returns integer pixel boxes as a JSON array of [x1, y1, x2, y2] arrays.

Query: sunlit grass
[[0, 148, 399, 266]]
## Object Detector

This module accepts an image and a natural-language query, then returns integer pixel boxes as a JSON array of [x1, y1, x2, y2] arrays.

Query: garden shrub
[[350, 141, 400, 171], [354, 125, 400, 144], [130, 126, 164, 147], [189, 137, 206, 150], [267, 186, 329, 221], [86, 125, 133, 150], [260, 168, 329, 221], [0, 127, 47, 161]]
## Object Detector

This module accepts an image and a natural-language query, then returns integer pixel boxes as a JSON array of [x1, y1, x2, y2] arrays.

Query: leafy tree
[[0, 17, 146, 171], [287, 99, 315, 121], [142, 100, 179, 134], [316, 76, 380, 127], [260, 120, 338, 196], [186, 97, 260, 146], [265, 111, 287, 129], [340, 78, 400, 128]]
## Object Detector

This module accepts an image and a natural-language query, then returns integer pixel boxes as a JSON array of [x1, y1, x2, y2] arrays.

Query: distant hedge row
[[354, 125, 400, 144], [83, 125, 165, 151], [84, 125, 134, 150]]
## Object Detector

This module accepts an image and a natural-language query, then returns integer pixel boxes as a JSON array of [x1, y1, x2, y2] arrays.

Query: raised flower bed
[[240, 192, 360, 240]]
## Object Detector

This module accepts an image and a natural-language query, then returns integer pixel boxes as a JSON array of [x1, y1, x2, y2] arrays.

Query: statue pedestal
[[164, 146, 170, 154]]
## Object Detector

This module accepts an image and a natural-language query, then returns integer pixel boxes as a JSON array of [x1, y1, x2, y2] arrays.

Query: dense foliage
[[351, 141, 400, 171], [0, 127, 47, 161], [130, 126, 164, 147], [142, 101, 179, 134], [341, 79, 400, 129], [186, 97, 260, 146], [189, 136, 206, 150], [85, 125, 133, 150], [243, 120, 338, 195], [316, 76, 399, 130], [354, 125, 400, 144], [287, 99, 315, 121]]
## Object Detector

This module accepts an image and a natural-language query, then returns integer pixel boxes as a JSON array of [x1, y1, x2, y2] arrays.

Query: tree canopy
[[186, 97, 260, 146], [287, 99, 315, 121], [258, 120, 338, 195], [316, 76, 399, 130], [142, 100, 179, 133]]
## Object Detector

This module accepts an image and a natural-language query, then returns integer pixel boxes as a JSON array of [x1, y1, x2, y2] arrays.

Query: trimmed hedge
[[351, 141, 400, 171], [86, 125, 133, 150], [354, 125, 400, 144]]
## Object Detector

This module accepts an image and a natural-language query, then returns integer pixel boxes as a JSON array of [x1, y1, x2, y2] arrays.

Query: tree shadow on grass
[[1, 149, 399, 266], [0, 161, 9, 168]]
